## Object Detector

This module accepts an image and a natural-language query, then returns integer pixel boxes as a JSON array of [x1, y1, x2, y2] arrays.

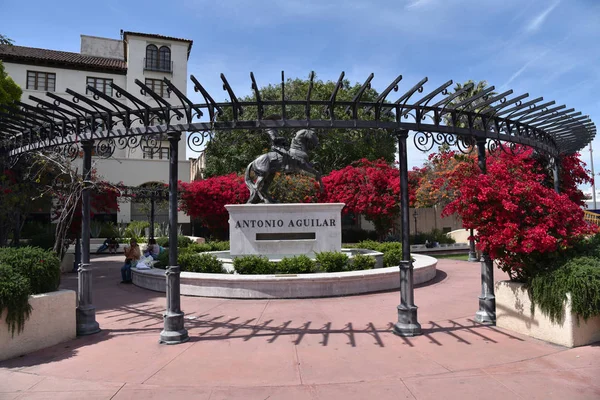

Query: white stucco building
[[0, 31, 194, 230]]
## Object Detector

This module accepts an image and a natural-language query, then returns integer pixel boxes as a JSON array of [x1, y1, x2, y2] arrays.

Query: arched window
[[145, 44, 158, 70], [159, 46, 171, 71]]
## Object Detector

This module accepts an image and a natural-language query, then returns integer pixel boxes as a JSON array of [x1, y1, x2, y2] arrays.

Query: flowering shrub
[[180, 173, 248, 232], [320, 159, 412, 238], [442, 147, 596, 281], [269, 172, 320, 203]]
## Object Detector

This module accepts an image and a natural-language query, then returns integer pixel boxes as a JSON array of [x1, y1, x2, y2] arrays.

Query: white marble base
[[226, 203, 345, 256], [131, 254, 437, 299]]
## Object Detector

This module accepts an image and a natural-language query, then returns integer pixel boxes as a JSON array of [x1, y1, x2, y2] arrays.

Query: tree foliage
[[203, 76, 396, 177]]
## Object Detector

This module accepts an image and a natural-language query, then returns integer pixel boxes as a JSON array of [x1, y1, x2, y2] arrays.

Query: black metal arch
[[0, 72, 595, 159], [0, 72, 595, 342]]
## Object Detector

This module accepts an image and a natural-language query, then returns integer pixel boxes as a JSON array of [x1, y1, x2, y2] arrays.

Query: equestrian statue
[[245, 128, 324, 204]]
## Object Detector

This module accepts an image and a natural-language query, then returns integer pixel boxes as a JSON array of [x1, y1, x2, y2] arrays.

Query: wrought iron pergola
[[0, 71, 595, 342]]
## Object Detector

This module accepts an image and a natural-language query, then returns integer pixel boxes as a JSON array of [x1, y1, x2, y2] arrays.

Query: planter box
[[496, 281, 600, 347], [0, 290, 76, 361]]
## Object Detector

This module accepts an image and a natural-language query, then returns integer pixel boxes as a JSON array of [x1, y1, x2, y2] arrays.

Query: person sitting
[[121, 238, 141, 284], [108, 237, 119, 254], [143, 238, 160, 260]]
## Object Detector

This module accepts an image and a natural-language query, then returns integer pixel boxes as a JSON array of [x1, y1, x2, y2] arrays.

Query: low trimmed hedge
[[277, 255, 316, 274], [315, 251, 349, 273], [349, 253, 376, 271], [234, 255, 275, 275], [179, 253, 226, 274]]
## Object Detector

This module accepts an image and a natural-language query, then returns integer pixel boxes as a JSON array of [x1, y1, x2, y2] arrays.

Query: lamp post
[[413, 210, 418, 236]]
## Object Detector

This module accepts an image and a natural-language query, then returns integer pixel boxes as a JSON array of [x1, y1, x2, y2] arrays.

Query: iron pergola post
[[474, 138, 496, 324], [159, 132, 189, 345], [553, 157, 560, 194], [76, 139, 100, 336], [150, 192, 156, 240], [393, 130, 422, 337]]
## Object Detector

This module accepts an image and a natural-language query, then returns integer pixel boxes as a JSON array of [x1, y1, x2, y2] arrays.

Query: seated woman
[[121, 238, 141, 284], [143, 238, 160, 260]]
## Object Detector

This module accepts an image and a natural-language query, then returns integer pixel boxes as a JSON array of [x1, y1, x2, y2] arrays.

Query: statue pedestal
[[226, 203, 345, 256]]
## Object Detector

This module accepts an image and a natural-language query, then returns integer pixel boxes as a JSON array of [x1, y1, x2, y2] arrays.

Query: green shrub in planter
[[375, 242, 402, 254], [156, 237, 169, 247], [187, 243, 213, 253], [208, 240, 230, 251], [234, 255, 276, 274], [315, 251, 349, 273], [178, 236, 193, 248], [349, 253, 376, 271], [529, 256, 600, 323], [383, 248, 403, 268], [28, 231, 55, 251], [355, 240, 382, 251], [179, 253, 225, 273], [124, 221, 149, 239], [0, 264, 32, 336], [155, 249, 169, 269], [277, 255, 316, 274], [0, 247, 60, 294]]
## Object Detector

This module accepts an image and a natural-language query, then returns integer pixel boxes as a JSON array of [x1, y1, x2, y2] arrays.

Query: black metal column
[[553, 157, 560, 194], [393, 130, 422, 337], [150, 193, 155, 240], [76, 140, 100, 336], [474, 139, 495, 324], [159, 132, 189, 344]]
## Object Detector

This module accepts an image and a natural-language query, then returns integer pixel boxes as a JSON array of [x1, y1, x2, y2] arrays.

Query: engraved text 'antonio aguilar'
[[234, 218, 336, 229]]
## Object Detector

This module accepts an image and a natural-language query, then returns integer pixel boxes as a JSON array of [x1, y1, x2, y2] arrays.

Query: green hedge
[[277, 255, 316, 274], [0, 264, 32, 336], [0, 246, 61, 294], [0, 247, 60, 336], [349, 253, 376, 271], [156, 236, 194, 248], [529, 255, 600, 323], [315, 251, 349, 273], [234, 255, 276, 275], [179, 253, 225, 273]]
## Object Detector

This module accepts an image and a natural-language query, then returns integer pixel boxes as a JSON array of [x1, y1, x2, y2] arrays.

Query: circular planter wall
[[131, 254, 437, 299]]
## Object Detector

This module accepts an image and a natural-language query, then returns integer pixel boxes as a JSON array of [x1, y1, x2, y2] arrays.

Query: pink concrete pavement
[[1, 255, 599, 399]]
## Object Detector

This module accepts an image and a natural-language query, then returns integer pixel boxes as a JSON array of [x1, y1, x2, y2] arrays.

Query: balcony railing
[[144, 58, 173, 73]]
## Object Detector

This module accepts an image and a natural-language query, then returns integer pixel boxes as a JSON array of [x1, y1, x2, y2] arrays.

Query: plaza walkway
[[1, 255, 598, 399]]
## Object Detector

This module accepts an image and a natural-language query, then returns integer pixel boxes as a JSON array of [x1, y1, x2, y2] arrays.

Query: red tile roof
[[0, 45, 127, 73]]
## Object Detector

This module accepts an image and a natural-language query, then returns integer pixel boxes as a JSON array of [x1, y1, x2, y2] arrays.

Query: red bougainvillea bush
[[320, 158, 412, 239], [443, 147, 596, 281], [180, 173, 249, 233]]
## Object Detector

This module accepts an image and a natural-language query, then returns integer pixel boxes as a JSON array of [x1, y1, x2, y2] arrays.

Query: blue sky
[[3, 0, 599, 192]]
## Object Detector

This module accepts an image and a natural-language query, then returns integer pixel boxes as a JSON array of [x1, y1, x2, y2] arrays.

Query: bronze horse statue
[[245, 128, 323, 204]]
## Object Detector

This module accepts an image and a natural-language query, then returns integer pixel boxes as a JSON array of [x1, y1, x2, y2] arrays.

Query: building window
[[144, 78, 170, 98], [159, 46, 171, 71], [143, 146, 169, 160], [86, 77, 113, 96], [26, 71, 56, 91], [145, 44, 171, 72]]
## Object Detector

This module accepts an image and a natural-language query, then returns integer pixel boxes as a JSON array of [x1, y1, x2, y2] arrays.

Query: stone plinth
[[226, 203, 345, 256]]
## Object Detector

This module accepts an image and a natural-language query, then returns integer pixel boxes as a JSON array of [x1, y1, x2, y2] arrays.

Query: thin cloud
[[502, 50, 549, 88], [526, 0, 560, 32], [406, 0, 434, 9]]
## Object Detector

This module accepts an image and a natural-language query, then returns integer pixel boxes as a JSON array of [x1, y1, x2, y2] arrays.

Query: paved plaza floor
[[1, 255, 598, 399]]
